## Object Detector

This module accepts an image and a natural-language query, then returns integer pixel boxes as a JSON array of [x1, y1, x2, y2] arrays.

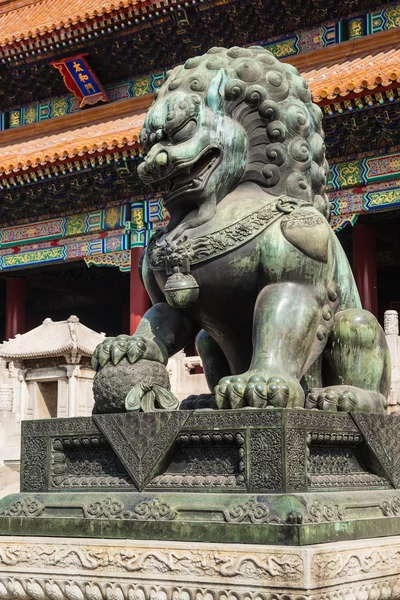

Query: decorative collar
[[147, 195, 310, 272]]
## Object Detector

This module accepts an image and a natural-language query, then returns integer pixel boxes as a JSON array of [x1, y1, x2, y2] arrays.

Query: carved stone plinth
[[1, 409, 400, 545], [2, 535, 400, 600], [16, 409, 400, 495]]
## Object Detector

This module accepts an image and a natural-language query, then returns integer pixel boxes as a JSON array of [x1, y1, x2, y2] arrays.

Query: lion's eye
[[170, 119, 197, 144]]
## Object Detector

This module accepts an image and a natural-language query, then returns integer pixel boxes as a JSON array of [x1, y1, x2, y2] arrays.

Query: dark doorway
[[0, 261, 130, 339]]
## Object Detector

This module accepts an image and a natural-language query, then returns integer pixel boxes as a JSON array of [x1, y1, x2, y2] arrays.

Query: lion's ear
[[206, 70, 228, 115]]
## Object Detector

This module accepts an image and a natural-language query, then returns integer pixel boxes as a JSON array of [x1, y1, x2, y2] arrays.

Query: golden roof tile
[[0, 0, 145, 45], [0, 111, 144, 175], [304, 49, 400, 102]]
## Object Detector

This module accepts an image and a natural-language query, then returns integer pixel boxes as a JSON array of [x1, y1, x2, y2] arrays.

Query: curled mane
[[155, 45, 330, 219]]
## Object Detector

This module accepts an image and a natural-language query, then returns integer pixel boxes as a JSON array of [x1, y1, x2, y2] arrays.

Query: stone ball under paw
[[92, 358, 170, 414]]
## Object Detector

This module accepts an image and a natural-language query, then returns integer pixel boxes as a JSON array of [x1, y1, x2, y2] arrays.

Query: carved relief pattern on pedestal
[[379, 496, 400, 516], [94, 412, 190, 491], [306, 500, 346, 523], [50, 436, 132, 489], [22, 417, 96, 436], [21, 437, 48, 492], [286, 411, 358, 431], [82, 498, 177, 521], [0, 498, 45, 518], [0, 540, 304, 583], [1, 576, 400, 600], [286, 428, 307, 490], [307, 441, 388, 489], [223, 499, 270, 523], [305, 428, 389, 489], [312, 546, 400, 582], [352, 413, 400, 487], [2, 541, 400, 600], [250, 428, 283, 491], [187, 410, 282, 430], [150, 431, 246, 489], [310, 472, 389, 488]]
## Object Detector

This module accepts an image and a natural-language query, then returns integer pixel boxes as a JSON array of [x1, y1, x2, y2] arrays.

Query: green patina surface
[[92, 46, 390, 416], [1, 491, 400, 545]]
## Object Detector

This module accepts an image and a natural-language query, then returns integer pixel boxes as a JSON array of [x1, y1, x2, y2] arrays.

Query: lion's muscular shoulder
[[279, 207, 331, 263]]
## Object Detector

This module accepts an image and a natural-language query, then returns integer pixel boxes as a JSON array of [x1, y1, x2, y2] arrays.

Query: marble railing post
[[66, 365, 80, 418], [384, 309, 400, 413]]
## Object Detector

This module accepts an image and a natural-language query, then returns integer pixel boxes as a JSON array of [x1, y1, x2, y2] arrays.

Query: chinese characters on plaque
[[51, 54, 108, 108]]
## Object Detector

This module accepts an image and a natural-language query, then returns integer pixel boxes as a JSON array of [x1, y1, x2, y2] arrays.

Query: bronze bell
[[164, 270, 199, 308]]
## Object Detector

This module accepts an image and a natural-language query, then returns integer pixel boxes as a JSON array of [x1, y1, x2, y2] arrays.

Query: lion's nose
[[155, 151, 169, 168], [138, 149, 169, 182]]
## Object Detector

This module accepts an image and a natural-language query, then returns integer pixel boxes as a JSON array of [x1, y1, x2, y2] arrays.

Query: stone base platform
[[1, 535, 400, 600], [3, 489, 400, 545]]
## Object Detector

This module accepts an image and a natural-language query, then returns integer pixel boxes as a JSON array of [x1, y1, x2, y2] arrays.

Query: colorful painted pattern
[[329, 177, 400, 217], [330, 214, 359, 232], [329, 149, 400, 190], [0, 194, 171, 270], [0, 228, 129, 270], [3, 143, 400, 271], [3, 172, 400, 271], [85, 250, 131, 272], [0, 205, 128, 248], [322, 89, 400, 118], [127, 198, 169, 248], [260, 20, 341, 58]]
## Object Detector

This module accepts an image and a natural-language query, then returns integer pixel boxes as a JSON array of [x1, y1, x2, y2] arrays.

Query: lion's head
[[138, 46, 330, 227]]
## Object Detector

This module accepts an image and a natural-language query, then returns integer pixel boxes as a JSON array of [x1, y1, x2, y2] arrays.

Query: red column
[[5, 278, 26, 340], [352, 224, 378, 317], [129, 247, 150, 335]]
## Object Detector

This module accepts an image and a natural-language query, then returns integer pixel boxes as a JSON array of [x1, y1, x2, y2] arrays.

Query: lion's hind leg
[[180, 330, 231, 410], [306, 309, 390, 413]]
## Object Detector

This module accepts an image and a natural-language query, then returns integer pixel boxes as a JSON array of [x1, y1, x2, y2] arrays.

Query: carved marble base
[[1, 535, 400, 600]]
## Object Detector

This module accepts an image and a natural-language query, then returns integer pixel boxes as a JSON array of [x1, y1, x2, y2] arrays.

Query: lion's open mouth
[[165, 146, 221, 204]]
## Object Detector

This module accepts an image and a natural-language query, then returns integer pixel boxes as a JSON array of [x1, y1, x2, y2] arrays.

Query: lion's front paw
[[91, 334, 167, 370], [214, 371, 304, 409]]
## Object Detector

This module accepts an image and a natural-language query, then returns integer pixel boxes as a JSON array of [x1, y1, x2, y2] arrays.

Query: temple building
[[0, 0, 398, 339]]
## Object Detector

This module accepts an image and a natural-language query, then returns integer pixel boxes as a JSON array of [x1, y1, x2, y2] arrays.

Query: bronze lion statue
[[92, 46, 390, 414]]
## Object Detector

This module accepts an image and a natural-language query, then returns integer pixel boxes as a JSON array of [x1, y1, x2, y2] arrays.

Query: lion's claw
[[95, 337, 114, 368], [266, 376, 290, 407], [91, 334, 168, 371], [126, 337, 146, 364], [110, 335, 131, 366], [306, 386, 373, 412], [215, 371, 304, 409]]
